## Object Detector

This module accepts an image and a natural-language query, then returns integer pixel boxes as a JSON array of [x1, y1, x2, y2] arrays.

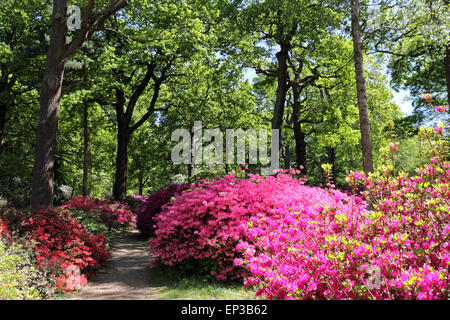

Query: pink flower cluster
[[55, 264, 88, 294], [149, 172, 355, 281], [238, 160, 449, 300], [62, 196, 136, 229], [435, 105, 449, 112], [422, 93, 432, 102]]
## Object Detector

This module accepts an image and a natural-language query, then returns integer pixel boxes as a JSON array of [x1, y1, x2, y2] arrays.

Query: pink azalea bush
[[62, 196, 136, 230], [237, 117, 449, 300], [55, 264, 88, 294], [132, 184, 190, 237], [149, 171, 360, 281]]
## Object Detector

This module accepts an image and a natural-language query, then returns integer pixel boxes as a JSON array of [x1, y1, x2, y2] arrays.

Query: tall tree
[[238, 0, 341, 168], [350, 0, 374, 173], [82, 67, 89, 197], [365, 0, 449, 121], [31, 0, 128, 211], [88, 0, 220, 200]]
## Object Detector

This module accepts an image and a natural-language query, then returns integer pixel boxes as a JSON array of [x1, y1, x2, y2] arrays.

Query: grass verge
[[147, 264, 256, 300]]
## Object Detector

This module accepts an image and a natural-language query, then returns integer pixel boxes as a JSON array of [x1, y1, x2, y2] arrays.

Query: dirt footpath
[[70, 229, 162, 300]]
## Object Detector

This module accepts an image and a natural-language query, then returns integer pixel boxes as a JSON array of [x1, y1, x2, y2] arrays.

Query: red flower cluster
[[132, 184, 190, 237], [21, 208, 110, 293], [0, 218, 8, 238], [62, 196, 136, 229]]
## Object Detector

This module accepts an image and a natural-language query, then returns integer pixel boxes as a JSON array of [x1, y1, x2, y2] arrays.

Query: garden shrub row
[[149, 171, 363, 282], [0, 207, 111, 297], [237, 158, 449, 299], [0, 195, 136, 298], [61, 196, 137, 231], [147, 117, 448, 299]]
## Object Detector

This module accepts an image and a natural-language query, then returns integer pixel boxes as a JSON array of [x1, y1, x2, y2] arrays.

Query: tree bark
[[291, 76, 307, 174], [82, 101, 89, 196], [81, 67, 90, 196], [327, 147, 337, 184], [113, 122, 130, 201], [444, 44, 450, 106], [31, 0, 68, 211], [0, 103, 6, 148], [283, 144, 291, 169], [273, 45, 289, 130], [138, 168, 143, 196], [273, 42, 290, 154], [350, 0, 374, 174], [292, 107, 307, 174]]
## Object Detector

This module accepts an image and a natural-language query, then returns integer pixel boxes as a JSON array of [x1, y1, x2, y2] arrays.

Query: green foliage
[[0, 241, 43, 300], [0, 0, 443, 205], [367, 0, 450, 122], [66, 209, 111, 241]]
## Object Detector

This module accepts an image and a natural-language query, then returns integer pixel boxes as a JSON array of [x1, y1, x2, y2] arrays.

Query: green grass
[[148, 264, 256, 300]]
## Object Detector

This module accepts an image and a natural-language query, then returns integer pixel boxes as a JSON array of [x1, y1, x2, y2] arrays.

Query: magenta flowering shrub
[[239, 164, 449, 299], [133, 184, 190, 237], [238, 119, 449, 299], [149, 172, 359, 281]]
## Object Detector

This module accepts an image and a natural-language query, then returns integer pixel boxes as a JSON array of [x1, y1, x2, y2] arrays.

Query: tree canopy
[[0, 0, 448, 207]]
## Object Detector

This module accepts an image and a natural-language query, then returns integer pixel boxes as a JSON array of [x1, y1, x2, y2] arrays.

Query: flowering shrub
[[237, 106, 449, 300], [133, 184, 190, 237], [149, 171, 360, 281], [21, 208, 110, 293], [55, 264, 88, 294], [62, 196, 136, 230], [0, 218, 7, 238]]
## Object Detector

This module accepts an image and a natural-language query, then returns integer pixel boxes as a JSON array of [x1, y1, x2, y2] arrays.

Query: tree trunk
[[350, 0, 374, 174], [82, 100, 89, 196], [113, 123, 130, 201], [81, 67, 89, 196], [283, 144, 291, 169], [327, 147, 337, 184], [444, 44, 450, 106], [138, 168, 143, 196], [31, 0, 68, 211], [291, 81, 307, 174], [293, 126, 307, 174], [30, 0, 129, 211], [0, 103, 6, 148], [0, 74, 16, 153], [273, 43, 290, 140]]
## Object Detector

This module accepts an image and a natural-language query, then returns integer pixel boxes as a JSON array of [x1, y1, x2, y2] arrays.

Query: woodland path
[[69, 229, 162, 300]]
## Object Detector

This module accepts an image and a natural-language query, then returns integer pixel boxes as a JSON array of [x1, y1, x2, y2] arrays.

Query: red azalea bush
[[21, 208, 110, 294], [149, 171, 361, 281], [133, 184, 190, 237], [62, 196, 136, 230], [0, 218, 8, 238], [237, 123, 449, 300]]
